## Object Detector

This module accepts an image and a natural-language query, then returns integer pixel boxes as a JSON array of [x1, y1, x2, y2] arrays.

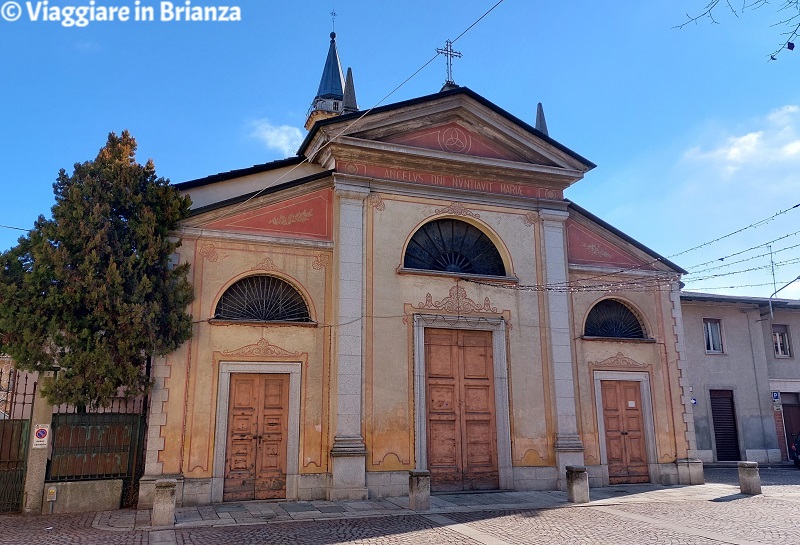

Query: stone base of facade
[[366, 471, 411, 498], [327, 455, 368, 501], [43, 479, 123, 514], [745, 449, 783, 464]]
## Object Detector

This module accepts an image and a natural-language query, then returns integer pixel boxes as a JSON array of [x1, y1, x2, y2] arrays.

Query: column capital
[[539, 209, 570, 223], [334, 183, 370, 201]]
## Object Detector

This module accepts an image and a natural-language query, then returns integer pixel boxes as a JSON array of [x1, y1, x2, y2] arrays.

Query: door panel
[[602, 380, 650, 484], [224, 374, 289, 501], [426, 329, 498, 492]]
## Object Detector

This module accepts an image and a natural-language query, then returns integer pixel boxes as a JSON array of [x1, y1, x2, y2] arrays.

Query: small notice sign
[[32, 424, 50, 449]]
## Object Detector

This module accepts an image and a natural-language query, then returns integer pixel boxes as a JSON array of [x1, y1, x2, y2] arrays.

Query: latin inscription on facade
[[339, 161, 561, 200]]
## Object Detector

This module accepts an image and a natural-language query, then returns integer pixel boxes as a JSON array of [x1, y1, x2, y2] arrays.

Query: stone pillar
[[23, 372, 54, 515], [151, 479, 177, 527], [540, 210, 584, 489], [328, 183, 369, 501], [738, 461, 761, 495], [138, 356, 170, 509], [566, 466, 589, 503], [676, 458, 704, 485], [408, 470, 430, 511]]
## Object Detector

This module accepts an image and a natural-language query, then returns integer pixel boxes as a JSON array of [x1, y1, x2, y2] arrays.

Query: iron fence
[[0, 368, 35, 513], [48, 396, 147, 507]]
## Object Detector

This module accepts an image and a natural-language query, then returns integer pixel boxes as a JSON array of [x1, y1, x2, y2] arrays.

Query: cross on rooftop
[[436, 39, 462, 86]]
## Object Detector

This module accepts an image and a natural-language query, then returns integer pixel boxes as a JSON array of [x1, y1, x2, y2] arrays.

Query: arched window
[[404, 218, 506, 276], [584, 299, 645, 339], [214, 275, 311, 322]]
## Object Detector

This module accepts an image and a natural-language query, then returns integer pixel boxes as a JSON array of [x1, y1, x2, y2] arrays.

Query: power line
[[0, 224, 26, 232]]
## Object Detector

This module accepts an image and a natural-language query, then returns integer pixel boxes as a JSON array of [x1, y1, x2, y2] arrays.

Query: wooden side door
[[602, 380, 650, 484], [426, 329, 498, 492], [460, 330, 498, 490], [223, 373, 289, 501], [426, 329, 463, 492]]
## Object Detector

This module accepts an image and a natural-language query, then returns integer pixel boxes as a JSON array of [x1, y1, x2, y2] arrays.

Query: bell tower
[[305, 32, 358, 130]]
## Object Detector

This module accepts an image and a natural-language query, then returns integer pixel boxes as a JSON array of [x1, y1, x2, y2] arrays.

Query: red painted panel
[[566, 219, 657, 270], [384, 122, 524, 162], [205, 188, 333, 241]]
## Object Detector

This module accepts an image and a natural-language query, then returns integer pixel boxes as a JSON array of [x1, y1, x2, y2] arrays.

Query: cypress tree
[[0, 131, 193, 407]]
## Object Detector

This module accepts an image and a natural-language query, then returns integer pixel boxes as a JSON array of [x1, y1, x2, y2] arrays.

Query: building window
[[703, 319, 723, 353], [774, 324, 792, 357], [214, 275, 311, 323], [584, 299, 645, 339], [403, 218, 506, 276]]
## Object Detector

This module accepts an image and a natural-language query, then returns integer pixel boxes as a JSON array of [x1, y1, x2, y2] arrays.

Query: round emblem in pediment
[[442, 127, 468, 153]]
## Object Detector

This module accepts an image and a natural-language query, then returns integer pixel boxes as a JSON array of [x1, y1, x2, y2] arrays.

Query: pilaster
[[540, 209, 584, 489], [329, 182, 369, 500]]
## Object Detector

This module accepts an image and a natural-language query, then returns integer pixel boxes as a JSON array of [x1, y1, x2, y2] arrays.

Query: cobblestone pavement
[[1, 468, 799, 544]]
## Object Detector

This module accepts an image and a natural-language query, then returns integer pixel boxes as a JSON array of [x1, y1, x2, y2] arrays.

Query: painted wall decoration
[[204, 188, 333, 241]]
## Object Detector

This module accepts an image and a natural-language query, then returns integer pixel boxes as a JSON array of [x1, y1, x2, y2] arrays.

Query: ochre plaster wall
[[158, 233, 332, 479], [364, 192, 554, 472], [569, 277, 688, 466]]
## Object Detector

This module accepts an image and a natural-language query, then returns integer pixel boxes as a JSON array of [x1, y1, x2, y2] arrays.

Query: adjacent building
[[681, 292, 800, 464]]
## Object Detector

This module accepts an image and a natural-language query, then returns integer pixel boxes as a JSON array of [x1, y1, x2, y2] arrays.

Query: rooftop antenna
[[436, 39, 462, 89]]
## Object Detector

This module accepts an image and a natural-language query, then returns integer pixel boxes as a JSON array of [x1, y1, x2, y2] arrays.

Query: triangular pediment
[[193, 188, 333, 241], [302, 89, 595, 193], [382, 121, 531, 163], [566, 217, 659, 271]]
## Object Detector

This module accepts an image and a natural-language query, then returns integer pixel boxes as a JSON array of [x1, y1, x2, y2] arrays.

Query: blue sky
[[1, 1, 799, 297]]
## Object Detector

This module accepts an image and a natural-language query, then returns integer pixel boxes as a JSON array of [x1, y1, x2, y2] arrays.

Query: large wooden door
[[224, 373, 289, 501], [710, 389, 741, 462], [601, 380, 650, 484], [426, 329, 498, 492]]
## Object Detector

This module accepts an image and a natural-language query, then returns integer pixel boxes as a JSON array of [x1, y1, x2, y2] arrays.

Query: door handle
[[621, 431, 628, 436]]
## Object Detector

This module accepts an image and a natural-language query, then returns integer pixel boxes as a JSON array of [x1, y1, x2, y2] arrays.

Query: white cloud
[[250, 119, 303, 157], [681, 105, 800, 177]]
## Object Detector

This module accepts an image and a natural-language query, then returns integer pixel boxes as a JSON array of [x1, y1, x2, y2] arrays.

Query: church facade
[[138, 34, 701, 506]]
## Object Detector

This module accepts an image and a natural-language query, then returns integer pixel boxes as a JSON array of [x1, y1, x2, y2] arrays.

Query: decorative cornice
[[412, 284, 497, 314], [589, 352, 647, 368], [222, 338, 300, 358], [435, 202, 481, 219]]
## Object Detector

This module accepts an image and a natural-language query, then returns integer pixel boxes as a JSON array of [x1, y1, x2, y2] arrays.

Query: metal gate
[[48, 396, 147, 508], [0, 367, 35, 513]]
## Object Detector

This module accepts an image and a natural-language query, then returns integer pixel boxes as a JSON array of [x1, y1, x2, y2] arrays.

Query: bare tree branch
[[676, 0, 800, 59]]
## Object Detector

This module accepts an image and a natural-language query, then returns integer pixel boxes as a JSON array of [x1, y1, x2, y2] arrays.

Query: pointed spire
[[316, 32, 345, 100], [305, 32, 348, 131], [535, 102, 549, 136], [343, 67, 358, 113]]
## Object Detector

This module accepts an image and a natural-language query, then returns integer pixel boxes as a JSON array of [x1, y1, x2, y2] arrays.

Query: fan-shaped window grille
[[215, 275, 311, 322], [404, 219, 506, 276], [584, 299, 645, 339]]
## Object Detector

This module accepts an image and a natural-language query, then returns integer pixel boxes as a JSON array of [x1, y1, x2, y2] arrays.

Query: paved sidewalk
[[92, 479, 797, 532], [3, 468, 800, 544]]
